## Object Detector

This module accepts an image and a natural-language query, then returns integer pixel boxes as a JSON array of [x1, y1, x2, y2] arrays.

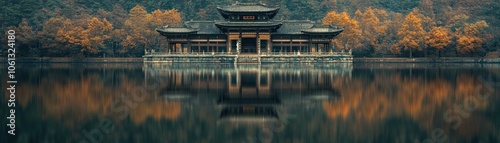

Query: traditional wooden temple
[[146, 2, 352, 63]]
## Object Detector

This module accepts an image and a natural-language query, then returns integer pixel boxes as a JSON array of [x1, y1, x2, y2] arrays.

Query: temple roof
[[185, 21, 223, 34], [217, 2, 279, 13], [275, 20, 344, 35], [301, 25, 344, 34], [156, 20, 343, 36], [215, 21, 282, 27], [156, 25, 197, 34], [275, 20, 315, 34]]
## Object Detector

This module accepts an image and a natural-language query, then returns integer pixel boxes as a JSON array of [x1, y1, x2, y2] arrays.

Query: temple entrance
[[241, 38, 257, 54]]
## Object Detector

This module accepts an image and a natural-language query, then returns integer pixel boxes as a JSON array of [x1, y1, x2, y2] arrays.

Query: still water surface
[[1, 63, 499, 143]]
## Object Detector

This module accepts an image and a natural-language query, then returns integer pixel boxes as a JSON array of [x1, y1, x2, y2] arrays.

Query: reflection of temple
[[219, 106, 279, 123], [144, 64, 351, 97], [219, 69, 280, 123], [143, 63, 351, 123]]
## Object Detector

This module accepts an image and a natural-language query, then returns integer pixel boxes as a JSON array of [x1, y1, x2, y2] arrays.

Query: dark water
[[1, 63, 500, 143]]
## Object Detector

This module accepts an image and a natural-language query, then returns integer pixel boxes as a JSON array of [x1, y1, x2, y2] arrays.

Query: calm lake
[[1, 63, 499, 143]]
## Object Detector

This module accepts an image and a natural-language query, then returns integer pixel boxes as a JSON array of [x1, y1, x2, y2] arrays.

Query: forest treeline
[[1, 0, 499, 57]]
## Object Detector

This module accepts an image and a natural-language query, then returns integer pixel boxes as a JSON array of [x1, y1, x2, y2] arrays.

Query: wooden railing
[[145, 51, 351, 56], [262, 52, 352, 56], [147, 52, 238, 56]]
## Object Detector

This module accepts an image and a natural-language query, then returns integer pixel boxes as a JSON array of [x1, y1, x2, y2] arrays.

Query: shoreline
[[1, 57, 500, 63], [354, 57, 500, 63], [1, 57, 143, 63]]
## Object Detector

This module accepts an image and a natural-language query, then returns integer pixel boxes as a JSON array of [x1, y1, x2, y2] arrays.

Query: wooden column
[[327, 43, 330, 52], [237, 30, 242, 54], [267, 39, 271, 54], [268, 29, 272, 54], [299, 42, 302, 52], [207, 38, 210, 52], [227, 34, 232, 53], [166, 39, 170, 53], [330, 40, 334, 52], [257, 30, 260, 55], [260, 33, 270, 54], [187, 38, 191, 53], [308, 38, 313, 52], [280, 42, 283, 52]]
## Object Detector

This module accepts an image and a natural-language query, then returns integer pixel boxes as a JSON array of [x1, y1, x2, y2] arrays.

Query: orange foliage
[[455, 20, 489, 54], [14, 71, 182, 129], [425, 26, 452, 52], [81, 17, 113, 54], [396, 12, 426, 57], [120, 5, 182, 52], [322, 72, 491, 135], [323, 11, 362, 51], [39, 17, 67, 49], [130, 101, 181, 125], [360, 7, 387, 52], [456, 36, 482, 54]]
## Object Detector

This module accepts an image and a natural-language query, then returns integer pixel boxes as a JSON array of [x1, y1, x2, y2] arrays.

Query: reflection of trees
[[13, 65, 181, 129], [130, 101, 181, 124], [322, 69, 497, 142], [5, 64, 499, 142]]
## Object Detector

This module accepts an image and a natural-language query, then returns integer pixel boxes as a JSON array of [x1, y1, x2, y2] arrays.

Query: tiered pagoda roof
[[217, 2, 279, 12], [216, 2, 280, 19], [156, 25, 197, 35], [215, 21, 283, 32], [156, 2, 344, 36], [156, 20, 343, 35]]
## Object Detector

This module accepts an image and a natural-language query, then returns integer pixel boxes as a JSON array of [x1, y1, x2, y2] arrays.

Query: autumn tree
[[425, 27, 452, 57], [115, 5, 183, 56], [387, 13, 404, 55], [323, 11, 362, 51], [147, 9, 181, 51], [80, 17, 113, 56], [120, 5, 149, 56], [455, 20, 489, 55], [10, 19, 37, 57], [38, 17, 68, 57], [360, 7, 388, 56], [396, 12, 426, 58], [56, 18, 85, 57]]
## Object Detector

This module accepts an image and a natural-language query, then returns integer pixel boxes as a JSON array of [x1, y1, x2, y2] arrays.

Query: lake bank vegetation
[[2, 0, 499, 58]]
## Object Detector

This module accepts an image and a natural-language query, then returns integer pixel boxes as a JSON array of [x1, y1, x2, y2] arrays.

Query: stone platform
[[143, 52, 353, 63]]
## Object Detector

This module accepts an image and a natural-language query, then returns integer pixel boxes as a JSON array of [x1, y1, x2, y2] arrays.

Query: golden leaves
[[456, 36, 482, 54], [130, 101, 181, 125], [360, 7, 388, 52], [36, 5, 181, 56], [425, 26, 452, 51], [396, 11, 426, 56], [322, 11, 362, 50], [82, 17, 114, 54], [322, 72, 491, 136], [455, 20, 489, 54], [119, 5, 182, 51]]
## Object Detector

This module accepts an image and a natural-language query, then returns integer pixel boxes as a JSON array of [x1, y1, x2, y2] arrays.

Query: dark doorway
[[241, 38, 257, 54]]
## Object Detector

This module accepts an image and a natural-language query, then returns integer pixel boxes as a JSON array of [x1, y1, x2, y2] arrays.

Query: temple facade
[[148, 3, 352, 63], [148, 2, 351, 63]]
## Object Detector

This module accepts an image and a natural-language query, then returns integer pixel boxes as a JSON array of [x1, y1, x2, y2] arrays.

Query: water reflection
[[1, 63, 499, 143], [144, 63, 349, 134]]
